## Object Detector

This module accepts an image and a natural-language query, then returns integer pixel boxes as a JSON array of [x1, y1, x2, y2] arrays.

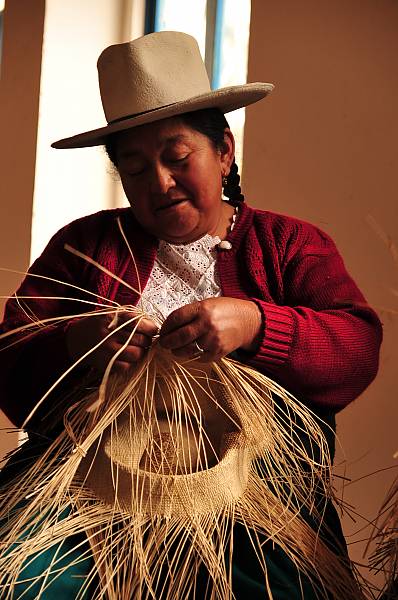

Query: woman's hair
[[105, 108, 245, 204]]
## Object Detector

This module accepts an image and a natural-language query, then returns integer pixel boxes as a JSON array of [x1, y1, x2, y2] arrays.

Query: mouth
[[156, 199, 187, 212]]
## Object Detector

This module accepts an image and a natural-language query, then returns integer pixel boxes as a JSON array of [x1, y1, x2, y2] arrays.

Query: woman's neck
[[208, 201, 235, 240]]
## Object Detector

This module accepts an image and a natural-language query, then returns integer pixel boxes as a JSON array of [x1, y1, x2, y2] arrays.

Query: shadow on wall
[[1, 8, 17, 458]]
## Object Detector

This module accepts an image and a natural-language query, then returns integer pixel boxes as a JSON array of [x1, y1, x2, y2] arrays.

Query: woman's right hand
[[65, 311, 159, 374]]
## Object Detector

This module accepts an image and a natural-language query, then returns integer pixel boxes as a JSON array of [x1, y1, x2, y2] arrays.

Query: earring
[[222, 175, 228, 187]]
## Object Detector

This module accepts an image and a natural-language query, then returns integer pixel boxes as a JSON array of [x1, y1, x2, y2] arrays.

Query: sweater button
[[218, 240, 232, 250]]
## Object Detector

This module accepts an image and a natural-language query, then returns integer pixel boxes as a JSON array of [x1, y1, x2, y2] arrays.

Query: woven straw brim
[[75, 362, 267, 517], [77, 428, 253, 517], [52, 82, 274, 149]]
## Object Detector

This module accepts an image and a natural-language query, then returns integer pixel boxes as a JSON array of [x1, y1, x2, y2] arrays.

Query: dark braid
[[223, 159, 244, 205]]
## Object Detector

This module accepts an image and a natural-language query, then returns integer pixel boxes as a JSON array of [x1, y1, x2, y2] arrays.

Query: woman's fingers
[[112, 330, 152, 348], [66, 311, 159, 372], [171, 337, 211, 360], [109, 312, 159, 336], [159, 306, 221, 360], [159, 303, 201, 349], [159, 300, 225, 355], [107, 342, 148, 364], [99, 315, 158, 365], [158, 298, 262, 360]]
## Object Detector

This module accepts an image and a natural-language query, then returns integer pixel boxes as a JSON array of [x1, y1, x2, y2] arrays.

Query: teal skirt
[[4, 513, 344, 599], [6, 534, 94, 599]]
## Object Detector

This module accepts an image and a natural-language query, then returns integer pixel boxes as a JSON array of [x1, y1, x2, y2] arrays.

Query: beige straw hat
[[52, 30, 274, 149]]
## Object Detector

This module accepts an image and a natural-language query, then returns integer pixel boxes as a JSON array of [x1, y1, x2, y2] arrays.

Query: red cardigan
[[0, 203, 382, 427]]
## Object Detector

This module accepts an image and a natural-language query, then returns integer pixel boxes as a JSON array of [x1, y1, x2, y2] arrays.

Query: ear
[[219, 128, 235, 176]]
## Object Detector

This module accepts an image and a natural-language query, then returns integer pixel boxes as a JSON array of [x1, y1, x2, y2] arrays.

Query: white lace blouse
[[139, 233, 222, 324]]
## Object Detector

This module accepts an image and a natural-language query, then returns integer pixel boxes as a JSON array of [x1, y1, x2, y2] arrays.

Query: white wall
[[31, 0, 137, 261]]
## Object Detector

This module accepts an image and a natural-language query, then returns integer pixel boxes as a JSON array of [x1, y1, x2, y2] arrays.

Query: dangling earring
[[222, 175, 228, 187]]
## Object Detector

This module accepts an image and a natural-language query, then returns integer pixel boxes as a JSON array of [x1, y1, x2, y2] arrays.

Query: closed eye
[[123, 163, 146, 176], [128, 168, 146, 176], [119, 156, 146, 176], [166, 154, 189, 164]]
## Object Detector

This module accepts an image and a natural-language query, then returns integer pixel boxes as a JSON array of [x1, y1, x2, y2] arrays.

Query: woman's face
[[115, 117, 234, 243]]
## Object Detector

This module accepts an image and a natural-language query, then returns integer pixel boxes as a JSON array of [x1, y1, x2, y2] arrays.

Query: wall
[[244, 0, 398, 588], [0, 0, 143, 458], [31, 0, 132, 262], [0, 0, 46, 454]]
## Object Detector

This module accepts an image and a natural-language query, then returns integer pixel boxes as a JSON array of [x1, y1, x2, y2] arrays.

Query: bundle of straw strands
[[0, 232, 365, 599], [368, 471, 398, 599], [364, 216, 398, 598]]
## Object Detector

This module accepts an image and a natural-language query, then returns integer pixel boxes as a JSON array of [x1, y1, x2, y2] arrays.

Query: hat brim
[[52, 82, 274, 149]]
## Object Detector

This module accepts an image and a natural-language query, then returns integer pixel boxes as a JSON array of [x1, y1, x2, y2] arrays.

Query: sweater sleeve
[[246, 224, 382, 411], [0, 218, 107, 428]]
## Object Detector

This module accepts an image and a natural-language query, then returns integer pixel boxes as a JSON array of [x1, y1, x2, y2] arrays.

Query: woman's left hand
[[158, 298, 262, 361]]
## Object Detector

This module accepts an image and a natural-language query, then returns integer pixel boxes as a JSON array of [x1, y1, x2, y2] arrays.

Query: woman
[[0, 31, 382, 599]]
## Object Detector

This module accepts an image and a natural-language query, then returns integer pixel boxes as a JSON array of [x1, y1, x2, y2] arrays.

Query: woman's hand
[[66, 311, 159, 373], [158, 298, 262, 361]]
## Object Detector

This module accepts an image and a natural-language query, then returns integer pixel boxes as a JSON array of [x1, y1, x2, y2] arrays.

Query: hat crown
[[98, 31, 211, 123]]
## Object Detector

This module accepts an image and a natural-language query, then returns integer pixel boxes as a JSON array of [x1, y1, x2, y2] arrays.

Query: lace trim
[[140, 234, 222, 322]]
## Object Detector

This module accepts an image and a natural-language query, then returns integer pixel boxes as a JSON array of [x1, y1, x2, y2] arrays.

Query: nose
[[149, 163, 176, 195]]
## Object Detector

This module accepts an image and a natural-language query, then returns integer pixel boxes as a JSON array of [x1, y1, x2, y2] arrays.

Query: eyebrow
[[118, 135, 189, 160], [162, 134, 188, 144]]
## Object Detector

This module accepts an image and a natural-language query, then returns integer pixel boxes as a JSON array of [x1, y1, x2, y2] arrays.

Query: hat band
[[108, 102, 177, 126]]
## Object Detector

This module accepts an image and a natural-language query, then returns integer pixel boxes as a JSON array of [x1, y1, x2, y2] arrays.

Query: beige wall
[[244, 0, 398, 586], [0, 0, 46, 452]]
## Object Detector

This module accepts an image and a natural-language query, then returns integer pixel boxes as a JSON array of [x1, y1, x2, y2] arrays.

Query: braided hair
[[222, 159, 244, 205], [105, 108, 245, 205]]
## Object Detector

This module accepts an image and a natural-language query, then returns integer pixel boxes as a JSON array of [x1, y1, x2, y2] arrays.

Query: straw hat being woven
[[76, 358, 266, 518]]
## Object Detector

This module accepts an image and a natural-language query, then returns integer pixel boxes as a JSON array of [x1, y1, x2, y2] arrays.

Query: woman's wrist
[[240, 301, 263, 353]]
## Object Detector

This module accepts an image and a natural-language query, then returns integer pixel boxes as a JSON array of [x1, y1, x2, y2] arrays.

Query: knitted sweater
[[0, 203, 382, 428]]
